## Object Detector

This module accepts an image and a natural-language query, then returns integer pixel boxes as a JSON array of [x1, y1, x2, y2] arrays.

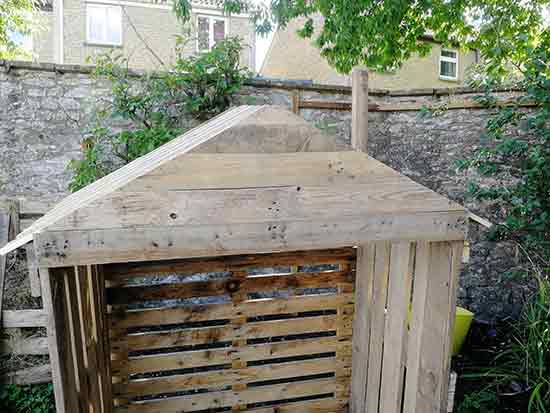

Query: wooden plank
[[121, 152, 396, 192], [0, 211, 11, 321], [107, 269, 354, 305], [379, 242, 413, 413], [35, 211, 467, 267], [350, 244, 375, 413], [117, 358, 345, 397], [125, 377, 343, 413], [125, 314, 352, 351], [25, 244, 42, 297], [63, 268, 88, 412], [364, 241, 391, 413], [0, 336, 49, 355], [351, 68, 369, 153], [41, 267, 73, 413], [1, 309, 48, 327], [120, 337, 351, 375], [50, 181, 462, 232], [75, 265, 102, 413], [117, 293, 355, 328], [104, 247, 356, 279], [403, 241, 462, 413], [247, 398, 348, 413], [0, 364, 52, 385]]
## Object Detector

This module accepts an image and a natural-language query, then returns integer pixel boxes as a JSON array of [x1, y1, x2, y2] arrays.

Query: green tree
[[0, 0, 41, 59], [173, 0, 548, 77]]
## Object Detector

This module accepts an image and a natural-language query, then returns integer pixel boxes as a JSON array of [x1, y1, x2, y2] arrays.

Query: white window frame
[[439, 49, 458, 81], [86, 3, 123, 46], [196, 14, 228, 52]]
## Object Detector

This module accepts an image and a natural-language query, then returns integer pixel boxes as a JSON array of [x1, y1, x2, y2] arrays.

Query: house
[[32, 0, 256, 70], [261, 16, 479, 89]]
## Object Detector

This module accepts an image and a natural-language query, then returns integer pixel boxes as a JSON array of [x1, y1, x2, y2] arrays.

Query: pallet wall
[[104, 248, 356, 413]]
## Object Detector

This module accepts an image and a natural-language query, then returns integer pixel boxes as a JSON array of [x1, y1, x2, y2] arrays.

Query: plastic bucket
[[452, 307, 474, 356]]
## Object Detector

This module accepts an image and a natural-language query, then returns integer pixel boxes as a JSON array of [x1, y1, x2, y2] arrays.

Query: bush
[[69, 37, 249, 191], [0, 384, 55, 413]]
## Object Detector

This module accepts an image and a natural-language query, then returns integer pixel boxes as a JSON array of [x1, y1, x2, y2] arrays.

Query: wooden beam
[[35, 211, 467, 267], [26, 244, 41, 297], [352, 68, 369, 152], [1, 309, 48, 328]]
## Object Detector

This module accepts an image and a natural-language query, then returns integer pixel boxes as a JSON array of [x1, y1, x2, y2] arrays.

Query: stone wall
[[0, 60, 528, 320]]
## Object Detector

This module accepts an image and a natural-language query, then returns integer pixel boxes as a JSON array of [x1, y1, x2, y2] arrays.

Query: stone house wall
[[0, 60, 529, 320]]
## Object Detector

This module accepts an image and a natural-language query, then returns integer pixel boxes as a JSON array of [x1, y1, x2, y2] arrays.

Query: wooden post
[[351, 68, 369, 153], [291, 92, 300, 114]]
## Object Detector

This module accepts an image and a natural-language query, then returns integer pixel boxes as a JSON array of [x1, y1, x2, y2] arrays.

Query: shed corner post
[[351, 68, 369, 153]]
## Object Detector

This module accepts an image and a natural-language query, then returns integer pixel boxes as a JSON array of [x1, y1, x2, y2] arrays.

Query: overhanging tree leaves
[[0, 0, 41, 59]]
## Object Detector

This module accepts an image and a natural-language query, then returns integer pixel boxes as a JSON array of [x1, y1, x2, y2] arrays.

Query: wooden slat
[[350, 244, 375, 413], [120, 337, 351, 375], [121, 152, 397, 192], [35, 210, 467, 267], [50, 181, 463, 232], [63, 268, 87, 412], [125, 377, 343, 413], [118, 293, 355, 328], [75, 265, 102, 413], [125, 314, 352, 351], [1, 309, 48, 327], [0, 336, 49, 355], [0, 211, 10, 317], [107, 269, 354, 305], [379, 241, 413, 413], [104, 247, 356, 279], [118, 358, 346, 397], [403, 241, 462, 413], [364, 241, 391, 413], [247, 398, 348, 413], [41, 267, 77, 413], [25, 244, 42, 297]]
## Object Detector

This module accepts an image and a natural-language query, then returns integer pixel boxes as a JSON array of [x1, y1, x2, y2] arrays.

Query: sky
[[250, 0, 275, 71]]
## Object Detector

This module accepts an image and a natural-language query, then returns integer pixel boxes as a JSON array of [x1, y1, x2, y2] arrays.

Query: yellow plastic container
[[452, 307, 474, 356]]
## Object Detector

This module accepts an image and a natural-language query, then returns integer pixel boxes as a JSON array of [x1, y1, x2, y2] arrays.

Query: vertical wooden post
[[351, 68, 369, 153], [40, 267, 80, 413], [350, 244, 375, 413]]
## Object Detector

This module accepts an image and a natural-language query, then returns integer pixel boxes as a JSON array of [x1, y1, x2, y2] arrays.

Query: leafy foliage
[[0, 384, 55, 413], [457, 388, 498, 413], [174, 0, 548, 77], [69, 38, 248, 191], [458, 31, 550, 274], [0, 0, 41, 59], [464, 279, 550, 412]]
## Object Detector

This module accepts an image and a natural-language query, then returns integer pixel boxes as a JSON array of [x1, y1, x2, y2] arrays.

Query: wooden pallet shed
[[1, 105, 467, 413]]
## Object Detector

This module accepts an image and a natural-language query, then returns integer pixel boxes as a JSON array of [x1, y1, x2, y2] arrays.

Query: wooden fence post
[[351, 68, 369, 153]]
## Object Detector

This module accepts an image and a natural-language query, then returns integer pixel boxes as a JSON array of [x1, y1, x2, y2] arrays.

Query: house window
[[197, 15, 226, 52], [440, 49, 458, 80], [86, 4, 122, 46]]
